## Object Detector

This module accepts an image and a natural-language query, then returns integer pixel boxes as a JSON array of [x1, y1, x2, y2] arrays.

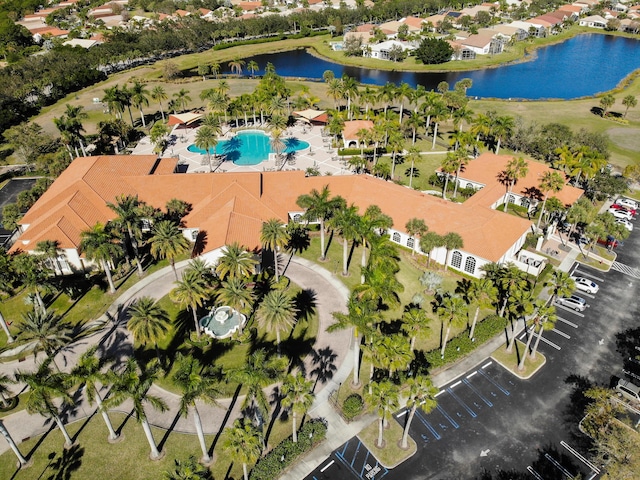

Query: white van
[[615, 379, 640, 403]]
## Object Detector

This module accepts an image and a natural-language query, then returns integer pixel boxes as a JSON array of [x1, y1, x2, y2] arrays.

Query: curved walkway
[[0, 256, 350, 457]]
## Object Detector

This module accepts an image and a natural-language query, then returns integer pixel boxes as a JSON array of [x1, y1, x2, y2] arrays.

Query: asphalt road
[[0, 178, 36, 243], [307, 204, 640, 480]]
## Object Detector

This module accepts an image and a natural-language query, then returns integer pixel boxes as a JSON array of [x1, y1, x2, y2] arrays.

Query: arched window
[[508, 195, 516, 205], [293, 214, 302, 223], [451, 251, 463, 269], [392, 232, 401, 243], [407, 237, 415, 249], [520, 198, 530, 209], [466, 183, 474, 189], [464, 256, 476, 274]]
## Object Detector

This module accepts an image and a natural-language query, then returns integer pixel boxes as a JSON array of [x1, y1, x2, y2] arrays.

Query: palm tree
[[216, 277, 254, 318], [13, 253, 52, 313], [80, 223, 123, 293], [215, 242, 257, 281], [401, 306, 432, 352], [544, 270, 575, 304], [280, 374, 314, 443], [260, 218, 290, 282], [107, 194, 145, 276], [163, 456, 212, 480], [173, 89, 192, 113], [442, 232, 464, 269], [0, 419, 28, 466], [102, 85, 126, 121], [127, 297, 171, 360], [329, 298, 381, 387], [401, 375, 438, 449], [150, 85, 168, 121], [69, 346, 119, 441], [405, 218, 427, 257], [440, 152, 459, 201], [467, 278, 498, 339], [173, 354, 222, 464], [622, 94, 637, 118], [221, 419, 262, 480], [529, 302, 557, 360], [406, 146, 421, 188], [378, 334, 413, 379], [247, 60, 259, 78], [365, 380, 399, 449], [502, 157, 529, 214], [194, 125, 218, 172], [329, 204, 361, 276], [436, 294, 468, 357], [36, 239, 63, 276], [506, 288, 535, 352], [16, 309, 72, 370], [491, 115, 515, 154], [228, 349, 286, 421], [15, 360, 74, 448], [130, 79, 150, 128], [357, 205, 393, 283], [429, 100, 449, 150], [149, 220, 191, 281], [356, 265, 404, 310], [0, 373, 15, 408], [419, 231, 444, 268], [536, 171, 565, 230], [228, 58, 246, 77], [257, 289, 297, 355], [103, 358, 168, 459], [171, 269, 208, 337], [296, 186, 346, 261], [470, 112, 492, 144], [599, 94, 615, 117]]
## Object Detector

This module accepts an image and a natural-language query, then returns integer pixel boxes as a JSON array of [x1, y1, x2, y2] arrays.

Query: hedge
[[342, 394, 364, 421], [249, 419, 328, 480]]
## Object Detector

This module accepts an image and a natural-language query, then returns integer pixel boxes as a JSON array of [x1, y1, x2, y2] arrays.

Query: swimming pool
[[187, 130, 310, 166]]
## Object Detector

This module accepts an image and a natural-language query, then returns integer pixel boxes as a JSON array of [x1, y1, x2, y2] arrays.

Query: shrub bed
[[342, 393, 364, 421], [250, 419, 327, 480]]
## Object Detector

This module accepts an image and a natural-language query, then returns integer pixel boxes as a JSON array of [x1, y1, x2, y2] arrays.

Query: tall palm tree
[[491, 115, 515, 154], [329, 204, 361, 276], [502, 157, 529, 214], [150, 85, 168, 121], [194, 125, 218, 172], [170, 269, 208, 338], [0, 418, 28, 466], [401, 306, 432, 352], [173, 354, 222, 464], [260, 218, 290, 282], [102, 85, 126, 121], [622, 94, 637, 118], [173, 89, 192, 113], [506, 288, 535, 353], [13, 253, 52, 313], [228, 58, 246, 77], [215, 242, 257, 281], [107, 194, 145, 276], [436, 294, 468, 357], [80, 222, 123, 293], [16, 309, 72, 370], [280, 374, 314, 443], [536, 171, 565, 230], [53, 115, 74, 159], [378, 334, 413, 378], [405, 218, 428, 257], [544, 270, 575, 304], [406, 146, 421, 188], [69, 346, 119, 441], [429, 99, 449, 150], [467, 278, 498, 339], [127, 297, 171, 360], [401, 375, 438, 449], [216, 277, 254, 318], [365, 380, 399, 449], [130, 79, 150, 128], [257, 289, 297, 355], [221, 419, 262, 480], [103, 358, 168, 459], [355, 265, 404, 310], [296, 186, 346, 261], [36, 239, 64, 276], [247, 60, 259, 78], [442, 232, 464, 269], [529, 302, 557, 361], [63, 104, 88, 156], [149, 220, 191, 281], [357, 205, 393, 283], [329, 298, 381, 387], [15, 360, 74, 448]]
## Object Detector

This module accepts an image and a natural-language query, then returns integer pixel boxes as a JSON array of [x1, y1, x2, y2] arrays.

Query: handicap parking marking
[[446, 387, 477, 418], [462, 378, 494, 407], [557, 316, 578, 328], [414, 408, 441, 440], [551, 328, 571, 339], [436, 404, 460, 429], [477, 368, 511, 396], [334, 440, 389, 480]]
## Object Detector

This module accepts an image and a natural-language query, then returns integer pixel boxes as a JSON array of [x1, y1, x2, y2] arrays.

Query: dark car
[[597, 235, 624, 248]]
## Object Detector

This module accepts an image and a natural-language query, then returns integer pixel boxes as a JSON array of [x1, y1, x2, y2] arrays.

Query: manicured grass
[[358, 418, 416, 468], [491, 340, 546, 379], [0, 410, 297, 480]]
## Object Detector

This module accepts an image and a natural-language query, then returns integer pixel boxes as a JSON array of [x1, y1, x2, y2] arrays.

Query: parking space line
[[450, 380, 462, 389], [320, 460, 335, 472], [351, 440, 362, 467], [557, 317, 578, 328], [482, 361, 492, 369], [446, 387, 477, 418], [415, 409, 441, 440], [463, 379, 493, 407], [551, 328, 571, 339], [466, 371, 477, 379], [527, 466, 544, 480], [477, 369, 510, 396], [573, 269, 605, 282], [359, 451, 370, 477], [436, 405, 460, 428], [555, 304, 585, 317], [435, 390, 445, 397], [535, 335, 561, 350], [545, 453, 575, 478], [396, 409, 407, 418], [577, 291, 595, 299], [561, 441, 600, 474]]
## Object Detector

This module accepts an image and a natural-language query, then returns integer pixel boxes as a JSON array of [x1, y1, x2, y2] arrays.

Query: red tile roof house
[[9, 153, 581, 278], [342, 120, 374, 148]]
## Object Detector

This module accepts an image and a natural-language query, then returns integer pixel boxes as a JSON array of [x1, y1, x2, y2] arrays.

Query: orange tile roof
[[11, 155, 549, 263], [342, 120, 374, 141]]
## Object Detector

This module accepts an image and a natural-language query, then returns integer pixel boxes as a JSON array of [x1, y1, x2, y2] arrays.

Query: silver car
[[556, 294, 587, 312]]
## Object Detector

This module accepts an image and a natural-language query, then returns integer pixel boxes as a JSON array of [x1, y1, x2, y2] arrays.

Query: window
[[407, 237, 415, 249], [392, 232, 401, 243], [191, 230, 199, 241], [507, 195, 516, 205], [466, 183, 474, 189], [521, 198, 530, 209], [451, 251, 462, 269], [293, 214, 302, 223], [464, 256, 476, 274]]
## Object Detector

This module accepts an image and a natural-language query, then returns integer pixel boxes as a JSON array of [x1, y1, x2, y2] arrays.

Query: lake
[[229, 34, 640, 100]]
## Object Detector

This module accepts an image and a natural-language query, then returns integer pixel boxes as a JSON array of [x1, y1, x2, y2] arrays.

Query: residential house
[[367, 40, 415, 60], [448, 40, 477, 60], [459, 32, 505, 55], [342, 120, 374, 148], [510, 20, 548, 37], [579, 15, 608, 27], [479, 24, 528, 41]]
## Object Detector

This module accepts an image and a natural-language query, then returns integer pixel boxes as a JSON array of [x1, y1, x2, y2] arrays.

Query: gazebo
[[292, 109, 328, 125]]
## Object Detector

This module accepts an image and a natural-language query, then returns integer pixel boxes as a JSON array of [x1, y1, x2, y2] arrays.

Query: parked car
[[610, 203, 637, 216], [615, 378, 640, 403], [597, 236, 624, 248], [608, 208, 633, 221], [616, 198, 639, 210], [572, 276, 599, 294], [556, 295, 587, 312], [616, 218, 633, 231]]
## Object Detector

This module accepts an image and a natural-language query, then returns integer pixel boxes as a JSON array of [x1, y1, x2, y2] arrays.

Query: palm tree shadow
[[25, 423, 56, 461], [294, 289, 317, 325], [163, 308, 191, 372], [209, 384, 241, 456], [263, 386, 282, 447], [310, 347, 338, 392], [157, 408, 182, 452], [45, 443, 84, 480], [115, 410, 135, 436]]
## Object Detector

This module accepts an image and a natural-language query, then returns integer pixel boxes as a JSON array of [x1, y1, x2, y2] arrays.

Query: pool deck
[[131, 123, 355, 176]]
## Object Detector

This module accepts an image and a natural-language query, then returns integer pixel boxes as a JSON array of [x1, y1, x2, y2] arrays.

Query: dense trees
[[414, 38, 454, 64]]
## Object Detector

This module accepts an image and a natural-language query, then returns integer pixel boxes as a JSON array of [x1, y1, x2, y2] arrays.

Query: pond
[[228, 34, 640, 100]]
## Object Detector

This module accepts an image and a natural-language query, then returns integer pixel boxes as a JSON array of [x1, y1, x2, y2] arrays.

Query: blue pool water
[[187, 130, 310, 166]]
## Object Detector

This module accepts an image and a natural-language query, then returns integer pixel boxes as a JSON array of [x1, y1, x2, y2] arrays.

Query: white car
[[616, 198, 638, 210], [556, 295, 587, 312], [572, 276, 599, 294], [608, 208, 633, 221], [617, 218, 633, 231]]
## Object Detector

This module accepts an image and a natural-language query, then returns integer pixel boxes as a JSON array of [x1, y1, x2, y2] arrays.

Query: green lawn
[[0, 410, 296, 480]]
